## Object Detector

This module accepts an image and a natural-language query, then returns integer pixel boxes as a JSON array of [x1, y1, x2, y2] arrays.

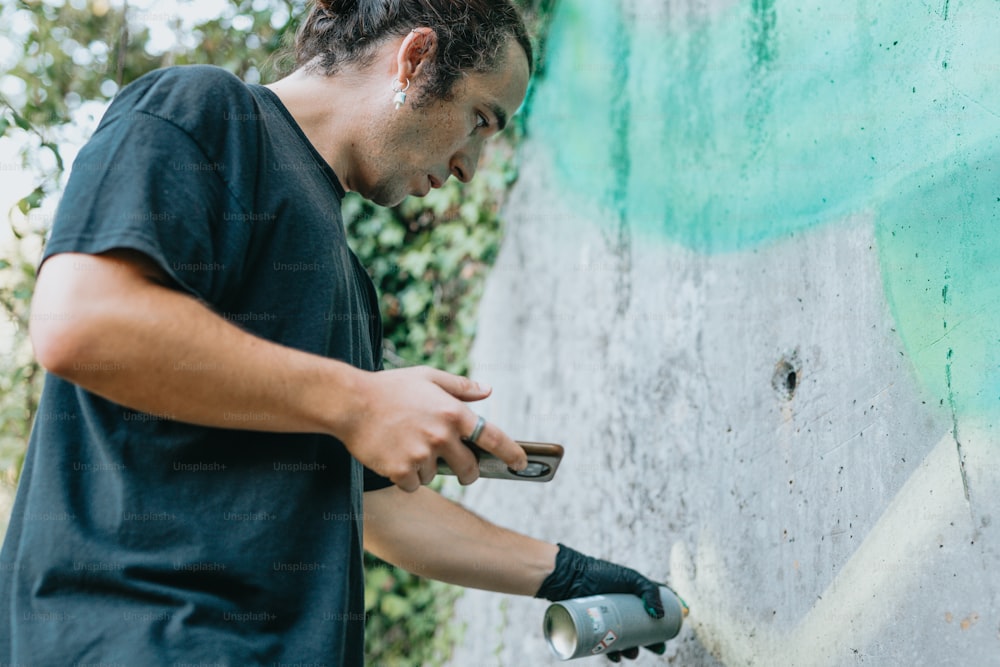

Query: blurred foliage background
[[0, 0, 553, 664]]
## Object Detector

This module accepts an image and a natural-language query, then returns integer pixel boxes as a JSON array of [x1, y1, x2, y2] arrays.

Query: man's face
[[354, 39, 530, 207]]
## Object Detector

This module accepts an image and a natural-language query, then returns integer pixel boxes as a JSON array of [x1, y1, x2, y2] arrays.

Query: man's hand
[[340, 366, 528, 492], [534, 544, 669, 662]]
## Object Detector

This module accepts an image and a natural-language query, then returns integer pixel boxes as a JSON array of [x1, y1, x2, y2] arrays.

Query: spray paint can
[[542, 586, 688, 660]]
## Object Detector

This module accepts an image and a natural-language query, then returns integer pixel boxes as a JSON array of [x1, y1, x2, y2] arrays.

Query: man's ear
[[395, 27, 438, 85]]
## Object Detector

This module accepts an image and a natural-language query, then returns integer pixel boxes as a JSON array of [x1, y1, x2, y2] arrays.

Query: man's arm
[[363, 485, 559, 594], [30, 250, 527, 491], [364, 486, 674, 662]]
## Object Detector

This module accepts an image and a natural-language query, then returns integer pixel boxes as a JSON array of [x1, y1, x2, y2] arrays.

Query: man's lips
[[415, 175, 444, 198]]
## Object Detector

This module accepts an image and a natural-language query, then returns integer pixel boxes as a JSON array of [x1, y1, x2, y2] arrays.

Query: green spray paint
[[875, 142, 1000, 417], [527, 0, 999, 417]]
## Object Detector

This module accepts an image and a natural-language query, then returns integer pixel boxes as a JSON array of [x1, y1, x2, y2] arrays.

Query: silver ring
[[466, 415, 486, 445]]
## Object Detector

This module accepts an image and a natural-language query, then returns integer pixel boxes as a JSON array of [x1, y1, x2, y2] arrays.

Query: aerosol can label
[[585, 606, 607, 635], [591, 630, 619, 654]]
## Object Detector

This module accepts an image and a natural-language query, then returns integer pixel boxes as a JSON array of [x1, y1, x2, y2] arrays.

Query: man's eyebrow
[[489, 103, 509, 131]]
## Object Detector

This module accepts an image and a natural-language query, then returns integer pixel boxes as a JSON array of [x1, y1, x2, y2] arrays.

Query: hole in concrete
[[772, 357, 799, 400]]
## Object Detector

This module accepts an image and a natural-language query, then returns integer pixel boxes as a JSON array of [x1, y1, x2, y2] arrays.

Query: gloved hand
[[534, 543, 668, 662]]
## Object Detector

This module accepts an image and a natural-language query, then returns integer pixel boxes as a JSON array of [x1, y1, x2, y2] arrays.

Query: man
[[1, 1, 670, 664]]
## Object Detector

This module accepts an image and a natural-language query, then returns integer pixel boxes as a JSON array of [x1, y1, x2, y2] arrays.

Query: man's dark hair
[[294, 0, 533, 104]]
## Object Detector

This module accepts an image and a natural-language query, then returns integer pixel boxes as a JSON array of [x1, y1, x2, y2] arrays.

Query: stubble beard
[[364, 176, 408, 208], [355, 117, 412, 208]]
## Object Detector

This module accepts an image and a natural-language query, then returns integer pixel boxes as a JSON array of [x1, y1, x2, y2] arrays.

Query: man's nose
[[449, 157, 475, 183], [449, 144, 483, 184]]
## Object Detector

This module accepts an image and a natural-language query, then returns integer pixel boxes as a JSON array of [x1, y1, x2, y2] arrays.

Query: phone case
[[437, 441, 564, 482]]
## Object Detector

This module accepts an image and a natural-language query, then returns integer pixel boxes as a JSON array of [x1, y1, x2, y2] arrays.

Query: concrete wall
[[444, 0, 999, 664]]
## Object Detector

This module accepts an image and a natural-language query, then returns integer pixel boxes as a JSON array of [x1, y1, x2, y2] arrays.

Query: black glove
[[534, 543, 669, 662]]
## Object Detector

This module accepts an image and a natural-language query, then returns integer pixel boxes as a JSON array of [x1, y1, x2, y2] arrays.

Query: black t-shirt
[[0, 65, 393, 666]]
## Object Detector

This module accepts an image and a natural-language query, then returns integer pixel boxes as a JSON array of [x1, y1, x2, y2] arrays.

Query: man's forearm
[[363, 485, 559, 595], [31, 251, 362, 437], [31, 250, 528, 490]]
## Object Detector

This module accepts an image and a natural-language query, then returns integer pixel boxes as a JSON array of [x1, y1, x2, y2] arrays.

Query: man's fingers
[[438, 410, 525, 482], [436, 435, 481, 485], [395, 470, 421, 493], [433, 443, 482, 486], [607, 643, 660, 663], [640, 581, 666, 619], [444, 453, 481, 486], [465, 415, 527, 472], [417, 460, 438, 486], [370, 367, 516, 490], [426, 368, 492, 401]]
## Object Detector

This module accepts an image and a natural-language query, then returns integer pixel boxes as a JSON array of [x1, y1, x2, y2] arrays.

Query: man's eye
[[476, 113, 490, 130]]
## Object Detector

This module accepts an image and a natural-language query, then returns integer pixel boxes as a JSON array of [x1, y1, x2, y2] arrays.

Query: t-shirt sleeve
[[44, 109, 252, 306]]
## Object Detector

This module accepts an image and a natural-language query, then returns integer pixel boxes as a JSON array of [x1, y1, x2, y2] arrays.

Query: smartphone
[[438, 441, 564, 482]]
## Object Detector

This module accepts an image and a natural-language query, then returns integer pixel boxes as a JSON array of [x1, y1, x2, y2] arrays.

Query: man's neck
[[265, 69, 372, 192]]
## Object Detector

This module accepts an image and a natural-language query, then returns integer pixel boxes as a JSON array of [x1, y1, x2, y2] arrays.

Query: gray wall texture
[[443, 0, 1000, 664]]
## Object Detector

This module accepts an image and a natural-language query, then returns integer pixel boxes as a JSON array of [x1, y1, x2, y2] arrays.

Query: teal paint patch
[[868, 5, 1000, 420], [527, 0, 1000, 417], [875, 143, 1000, 417], [531, 0, 998, 250]]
